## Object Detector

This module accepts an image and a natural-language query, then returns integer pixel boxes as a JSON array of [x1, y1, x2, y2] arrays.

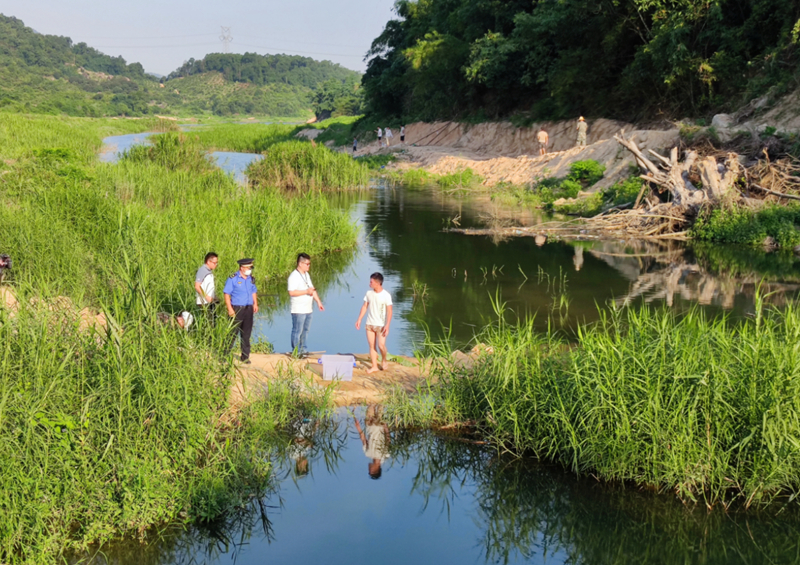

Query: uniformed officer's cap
[[237, 258, 255, 267]]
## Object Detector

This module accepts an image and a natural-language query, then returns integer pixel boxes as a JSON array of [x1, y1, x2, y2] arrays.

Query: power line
[[236, 42, 364, 58], [75, 33, 217, 40], [235, 34, 365, 49], [92, 42, 217, 49]]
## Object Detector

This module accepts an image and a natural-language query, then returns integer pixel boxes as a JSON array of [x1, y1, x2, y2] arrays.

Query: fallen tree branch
[[752, 184, 800, 201]]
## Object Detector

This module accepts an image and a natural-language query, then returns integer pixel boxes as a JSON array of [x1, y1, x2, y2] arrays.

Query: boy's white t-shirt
[[364, 289, 393, 327], [288, 270, 314, 314]]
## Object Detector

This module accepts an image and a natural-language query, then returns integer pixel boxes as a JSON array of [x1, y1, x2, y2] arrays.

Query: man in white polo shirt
[[194, 252, 218, 315], [287, 253, 324, 356]]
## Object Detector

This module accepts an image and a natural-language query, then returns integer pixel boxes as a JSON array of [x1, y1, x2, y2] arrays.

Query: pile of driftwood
[[452, 132, 800, 242]]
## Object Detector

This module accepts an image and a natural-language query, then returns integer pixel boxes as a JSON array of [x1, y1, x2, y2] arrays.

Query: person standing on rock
[[536, 127, 549, 155], [400, 126, 405, 144], [576, 117, 588, 148], [353, 137, 358, 154], [224, 258, 259, 364], [376, 127, 383, 148], [287, 253, 324, 356], [385, 127, 394, 147]]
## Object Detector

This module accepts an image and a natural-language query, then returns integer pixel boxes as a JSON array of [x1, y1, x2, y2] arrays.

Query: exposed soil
[[354, 118, 679, 189], [230, 352, 427, 408]]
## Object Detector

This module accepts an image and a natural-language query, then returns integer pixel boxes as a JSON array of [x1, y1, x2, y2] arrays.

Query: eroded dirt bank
[[353, 118, 679, 189]]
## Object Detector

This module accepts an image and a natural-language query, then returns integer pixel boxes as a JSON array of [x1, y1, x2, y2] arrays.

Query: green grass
[[190, 122, 300, 153], [0, 113, 355, 562], [386, 167, 484, 191], [247, 140, 369, 191], [388, 296, 800, 508], [691, 203, 800, 248]]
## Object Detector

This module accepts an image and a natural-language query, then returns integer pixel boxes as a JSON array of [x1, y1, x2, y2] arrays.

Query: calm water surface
[[94, 135, 800, 564], [85, 409, 800, 565], [254, 186, 800, 355]]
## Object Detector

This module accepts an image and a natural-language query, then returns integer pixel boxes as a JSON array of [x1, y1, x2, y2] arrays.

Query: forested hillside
[[362, 0, 800, 122], [167, 53, 363, 119], [168, 53, 358, 89], [0, 14, 362, 118]]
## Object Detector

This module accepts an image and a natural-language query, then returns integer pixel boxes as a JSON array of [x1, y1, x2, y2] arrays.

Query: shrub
[[606, 176, 642, 205], [691, 204, 800, 248], [567, 159, 605, 186]]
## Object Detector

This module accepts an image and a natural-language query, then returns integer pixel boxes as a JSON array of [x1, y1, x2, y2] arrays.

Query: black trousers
[[231, 305, 254, 361]]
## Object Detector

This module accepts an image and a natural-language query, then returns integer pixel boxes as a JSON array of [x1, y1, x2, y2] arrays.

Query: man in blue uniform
[[223, 258, 259, 364]]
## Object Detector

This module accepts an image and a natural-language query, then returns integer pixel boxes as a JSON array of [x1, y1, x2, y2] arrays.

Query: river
[[91, 133, 800, 564], [100, 133, 800, 357]]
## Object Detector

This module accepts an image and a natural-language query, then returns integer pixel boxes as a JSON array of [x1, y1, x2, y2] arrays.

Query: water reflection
[[83, 410, 800, 565], [353, 405, 391, 479], [332, 187, 800, 348]]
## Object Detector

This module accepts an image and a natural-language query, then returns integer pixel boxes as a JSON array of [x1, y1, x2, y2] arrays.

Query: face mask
[[243, 269, 252, 276]]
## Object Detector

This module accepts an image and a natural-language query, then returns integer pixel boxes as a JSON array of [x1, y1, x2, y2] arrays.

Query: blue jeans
[[291, 313, 313, 354]]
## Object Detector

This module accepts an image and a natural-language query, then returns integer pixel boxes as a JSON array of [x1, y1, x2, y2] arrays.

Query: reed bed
[[389, 298, 800, 507], [190, 123, 299, 153], [247, 140, 369, 191], [0, 115, 355, 562]]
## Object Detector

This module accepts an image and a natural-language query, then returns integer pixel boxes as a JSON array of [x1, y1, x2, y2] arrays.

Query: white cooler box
[[318, 355, 356, 381]]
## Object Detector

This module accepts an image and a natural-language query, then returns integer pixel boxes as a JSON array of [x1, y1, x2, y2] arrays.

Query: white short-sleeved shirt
[[195, 265, 215, 305], [363, 424, 390, 462], [385, 128, 393, 138], [288, 270, 314, 314], [364, 289, 393, 327]]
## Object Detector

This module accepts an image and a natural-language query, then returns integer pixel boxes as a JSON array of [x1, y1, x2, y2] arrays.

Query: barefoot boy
[[355, 272, 393, 373]]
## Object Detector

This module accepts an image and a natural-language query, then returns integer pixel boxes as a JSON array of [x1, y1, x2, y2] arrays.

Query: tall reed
[[0, 114, 354, 562], [390, 296, 800, 507], [247, 141, 369, 191]]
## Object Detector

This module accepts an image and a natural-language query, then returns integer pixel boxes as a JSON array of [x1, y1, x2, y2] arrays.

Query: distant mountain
[[0, 14, 362, 118]]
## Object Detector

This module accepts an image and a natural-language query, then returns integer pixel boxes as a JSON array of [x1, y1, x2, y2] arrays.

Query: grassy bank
[[0, 114, 356, 562], [388, 298, 800, 508]]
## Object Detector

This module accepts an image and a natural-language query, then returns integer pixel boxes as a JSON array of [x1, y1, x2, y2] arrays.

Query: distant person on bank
[[385, 127, 393, 147], [287, 253, 324, 356], [355, 272, 393, 373], [194, 252, 219, 312], [537, 127, 549, 155], [223, 258, 258, 364], [353, 137, 358, 154], [376, 127, 383, 148], [576, 116, 588, 148], [400, 126, 405, 143]]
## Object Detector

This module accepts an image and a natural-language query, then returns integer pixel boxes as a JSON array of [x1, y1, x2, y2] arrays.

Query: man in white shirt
[[355, 272, 393, 373], [194, 252, 218, 317], [385, 127, 393, 147], [287, 253, 324, 356]]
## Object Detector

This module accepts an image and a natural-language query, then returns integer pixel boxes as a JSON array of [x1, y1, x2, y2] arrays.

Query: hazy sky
[[4, 0, 399, 75]]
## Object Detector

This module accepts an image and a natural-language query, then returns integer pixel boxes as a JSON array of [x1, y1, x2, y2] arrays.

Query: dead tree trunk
[[614, 134, 741, 209]]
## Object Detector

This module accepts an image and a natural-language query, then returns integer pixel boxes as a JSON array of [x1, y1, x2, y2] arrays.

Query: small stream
[[81, 409, 800, 565], [93, 133, 800, 564]]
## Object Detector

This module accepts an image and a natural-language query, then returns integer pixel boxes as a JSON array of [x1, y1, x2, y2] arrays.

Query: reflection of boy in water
[[353, 405, 390, 479], [288, 419, 315, 478]]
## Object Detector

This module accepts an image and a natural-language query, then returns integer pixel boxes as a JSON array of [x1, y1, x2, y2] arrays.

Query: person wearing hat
[[576, 116, 588, 148], [223, 258, 259, 364]]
